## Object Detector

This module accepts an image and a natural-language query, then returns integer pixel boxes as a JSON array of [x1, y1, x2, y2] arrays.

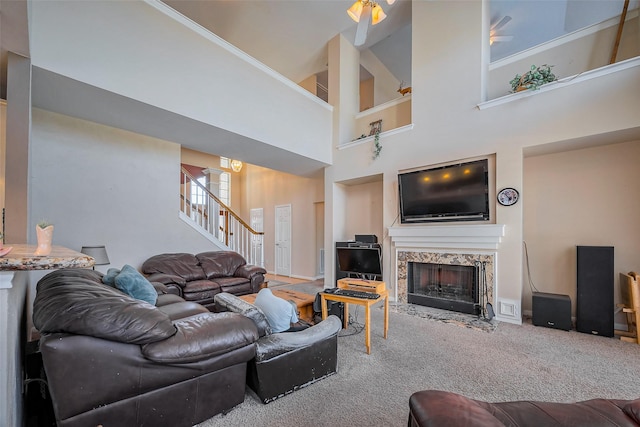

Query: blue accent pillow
[[102, 268, 120, 287], [114, 264, 158, 306]]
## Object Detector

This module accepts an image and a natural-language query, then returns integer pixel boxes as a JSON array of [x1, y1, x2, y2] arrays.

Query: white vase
[[34, 225, 54, 256]]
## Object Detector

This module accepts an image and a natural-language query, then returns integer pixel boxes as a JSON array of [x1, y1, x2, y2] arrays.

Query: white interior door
[[275, 204, 291, 276], [250, 208, 264, 267]]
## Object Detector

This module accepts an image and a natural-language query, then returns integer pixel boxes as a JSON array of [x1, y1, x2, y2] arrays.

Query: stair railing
[[180, 167, 264, 266]]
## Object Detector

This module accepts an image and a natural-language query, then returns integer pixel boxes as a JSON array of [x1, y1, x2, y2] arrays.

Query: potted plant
[[34, 220, 54, 256], [510, 64, 557, 93]]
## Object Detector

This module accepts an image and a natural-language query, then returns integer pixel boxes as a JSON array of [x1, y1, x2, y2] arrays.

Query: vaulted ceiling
[[1, 1, 636, 101], [162, 0, 637, 89]]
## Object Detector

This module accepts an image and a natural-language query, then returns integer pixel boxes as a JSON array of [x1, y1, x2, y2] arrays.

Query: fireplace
[[408, 262, 479, 315], [389, 224, 506, 319]]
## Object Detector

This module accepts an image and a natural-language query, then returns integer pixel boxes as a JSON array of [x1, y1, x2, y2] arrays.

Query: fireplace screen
[[407, 262, 479, 315]]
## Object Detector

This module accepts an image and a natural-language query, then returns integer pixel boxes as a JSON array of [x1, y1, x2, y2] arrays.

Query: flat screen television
[[336, 247, 382, 279], [398, 159, 490, 223]]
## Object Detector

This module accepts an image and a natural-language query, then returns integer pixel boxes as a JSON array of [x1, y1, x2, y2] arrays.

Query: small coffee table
[[239, 289, 316, 324]]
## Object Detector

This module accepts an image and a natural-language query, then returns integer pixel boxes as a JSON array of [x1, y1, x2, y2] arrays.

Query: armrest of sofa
[[214, 292, 272, 337], [142, 312, 258, 363], [254, 315, 341, 362], [234, 264, 267, 279], [145, 273, 186, 287], [152, 282, 171, 294], [409, 390, 504, 427]]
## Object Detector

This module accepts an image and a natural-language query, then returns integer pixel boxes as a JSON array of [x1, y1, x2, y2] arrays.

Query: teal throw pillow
[[114, 264, 158, 306], [102, 268, 121, 287]]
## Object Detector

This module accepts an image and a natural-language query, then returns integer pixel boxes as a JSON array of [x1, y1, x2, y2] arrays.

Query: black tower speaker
[[576, 246, 614, 337], [532, 292, 571, 331]]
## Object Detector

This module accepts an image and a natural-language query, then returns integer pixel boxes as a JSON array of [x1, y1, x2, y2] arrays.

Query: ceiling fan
[[490, 15, 514, 45], [347, 0, 395, 47]]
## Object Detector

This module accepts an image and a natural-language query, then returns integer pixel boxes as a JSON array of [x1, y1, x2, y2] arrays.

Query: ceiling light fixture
[[347, 0, 395, 46], [230, 159, 243, 172]]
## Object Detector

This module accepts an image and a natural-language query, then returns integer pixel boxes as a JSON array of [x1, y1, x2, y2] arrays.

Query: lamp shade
[[347, 1, 364, 22], [371, 4, 387, 25], [80, 246, 110, 265], [230, 159, 243, 172]]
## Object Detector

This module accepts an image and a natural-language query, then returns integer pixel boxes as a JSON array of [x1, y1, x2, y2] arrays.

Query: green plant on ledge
[[372, 130, 382, 159], [509, 64, 557, 93], [37, 220, 53, 229]]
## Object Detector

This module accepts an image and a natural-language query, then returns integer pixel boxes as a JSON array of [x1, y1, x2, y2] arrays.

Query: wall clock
[[497, 188, 519, 206]]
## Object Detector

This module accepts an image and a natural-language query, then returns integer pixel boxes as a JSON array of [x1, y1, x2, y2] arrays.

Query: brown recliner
[[408, 390, 640, 427], [33, 268, 259, 427], [141, 251, 266, 311]]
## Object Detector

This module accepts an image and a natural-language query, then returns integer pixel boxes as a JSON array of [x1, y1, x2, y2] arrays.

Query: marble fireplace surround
[[388, 225, 505, 306]]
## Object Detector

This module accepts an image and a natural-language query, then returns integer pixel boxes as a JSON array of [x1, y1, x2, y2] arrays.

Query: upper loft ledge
[[338, 124, 414, 149], [477, 56, 640, 110]]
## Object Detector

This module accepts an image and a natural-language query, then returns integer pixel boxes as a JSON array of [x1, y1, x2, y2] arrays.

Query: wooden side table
[[321, 280, 388, 354]]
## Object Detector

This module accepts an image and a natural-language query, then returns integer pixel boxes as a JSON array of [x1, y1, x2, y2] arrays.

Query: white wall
[[523, 140, 640, 320], [239, 163, 324, 280], [30, 109, 218, 269], [28, 0, 332, 165], [360, 49, 402, 106], [342, 180, 384, 243], [488, 13, 639, 100], [328, 0, 640, 322]]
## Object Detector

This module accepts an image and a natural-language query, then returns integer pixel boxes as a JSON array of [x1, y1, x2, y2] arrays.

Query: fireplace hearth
[[407, 262, 480, 315]]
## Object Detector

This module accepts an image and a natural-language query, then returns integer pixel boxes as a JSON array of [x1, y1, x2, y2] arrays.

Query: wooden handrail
[[182, 167, 263, 235]]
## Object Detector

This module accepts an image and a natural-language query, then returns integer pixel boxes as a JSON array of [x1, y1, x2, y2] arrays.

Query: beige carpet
[[197, 291, 640, 427]]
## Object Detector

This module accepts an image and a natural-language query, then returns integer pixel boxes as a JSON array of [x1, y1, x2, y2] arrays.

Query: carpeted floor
[[197, 282, 640, 427]]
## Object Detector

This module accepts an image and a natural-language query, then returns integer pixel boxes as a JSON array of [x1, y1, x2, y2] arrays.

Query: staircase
[[180, 168, 264, 267]]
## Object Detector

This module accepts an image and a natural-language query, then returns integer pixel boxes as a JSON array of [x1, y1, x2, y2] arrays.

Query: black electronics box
[[327, 300, 344, 323], [355, 234, 378, 244], [532, 292, 571, 331], [313, 293, 344, 324]]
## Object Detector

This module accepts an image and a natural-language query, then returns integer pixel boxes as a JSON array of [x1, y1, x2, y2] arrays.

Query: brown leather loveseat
[[33, 268, 259, 427], [408, 390, 640, 427], [141, 250, 266, 310]]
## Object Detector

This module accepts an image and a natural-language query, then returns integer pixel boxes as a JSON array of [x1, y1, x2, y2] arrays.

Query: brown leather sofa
[[408, 390, 640, 427], [141, 251, 267, 311], [214, 292, 342, 403], [33, 268, 259, 427]]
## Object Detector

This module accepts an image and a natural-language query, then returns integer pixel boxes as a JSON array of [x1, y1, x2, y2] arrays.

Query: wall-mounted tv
[[398, 159, 490, 223]]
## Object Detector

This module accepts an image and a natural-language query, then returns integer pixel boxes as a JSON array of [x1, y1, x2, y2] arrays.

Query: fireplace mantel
[[388, 224, 505, 250]]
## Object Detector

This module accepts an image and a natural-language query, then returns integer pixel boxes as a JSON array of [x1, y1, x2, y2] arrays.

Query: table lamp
[[80, 245, 110, 269]]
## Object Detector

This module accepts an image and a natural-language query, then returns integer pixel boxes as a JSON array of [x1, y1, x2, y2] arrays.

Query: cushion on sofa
[[141, 253, 206, 282], [142, 312, 259, 363], [215, 276, 252, 294], [182, 279, 221, 294], [197, 251, 246, 279], [114, 264, 158, 305], [33, 269, 177, 345]]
